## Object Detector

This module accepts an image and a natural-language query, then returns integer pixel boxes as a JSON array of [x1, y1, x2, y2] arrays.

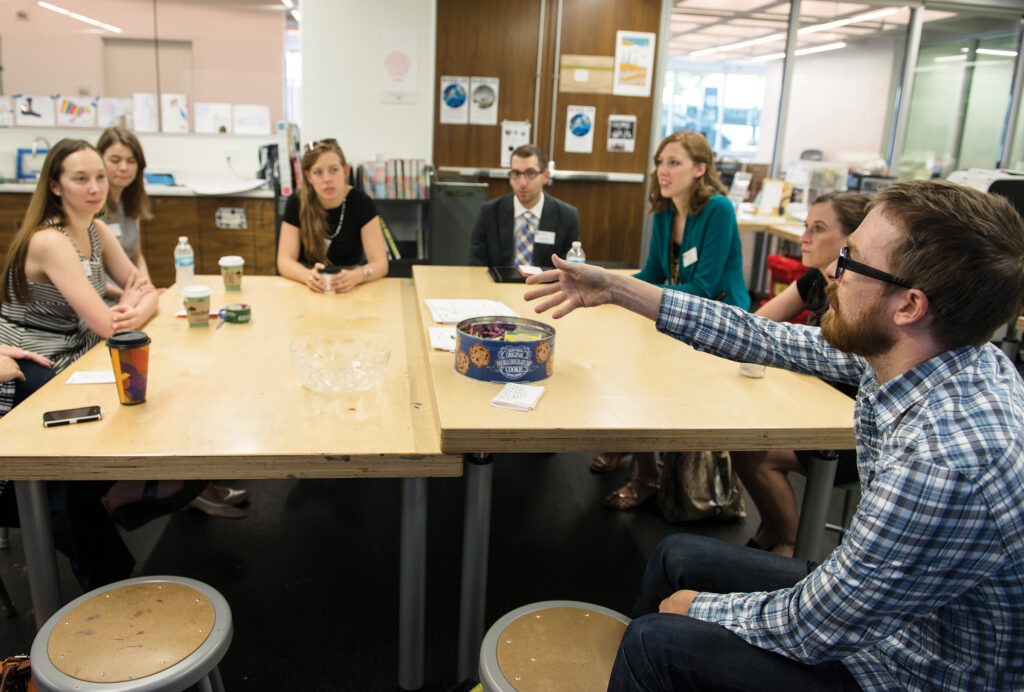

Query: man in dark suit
[[469, 144, 580, 267]]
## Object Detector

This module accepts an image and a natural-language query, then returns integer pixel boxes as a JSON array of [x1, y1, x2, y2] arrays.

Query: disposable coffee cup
[[219, 255, 245, 291], [319, 265, 341, 294], [182, 284, 212, 328], [107, 330, 151, 405]]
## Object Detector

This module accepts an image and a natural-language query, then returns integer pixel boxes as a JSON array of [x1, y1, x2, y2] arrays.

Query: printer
[[947, 168, 1024, 219]]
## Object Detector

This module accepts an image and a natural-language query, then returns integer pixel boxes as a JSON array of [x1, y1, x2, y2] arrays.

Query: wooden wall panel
[[433, 0, 662, 266]]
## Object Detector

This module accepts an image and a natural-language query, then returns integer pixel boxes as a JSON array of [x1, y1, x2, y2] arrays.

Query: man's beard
[[820, 282, 895, 357]]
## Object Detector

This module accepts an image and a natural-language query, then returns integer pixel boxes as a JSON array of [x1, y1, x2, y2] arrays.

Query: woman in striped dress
[[0, 138, 157, 365]]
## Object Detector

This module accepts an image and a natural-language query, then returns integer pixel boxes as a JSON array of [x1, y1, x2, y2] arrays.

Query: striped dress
[[0, 222, 105, 375]]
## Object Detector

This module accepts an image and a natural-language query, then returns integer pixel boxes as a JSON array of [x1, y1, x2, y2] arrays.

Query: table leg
[[750, 232, 770, 296], [457, 453, 493, 682], [14, 480, 62, 628], [399, 477, 427, 690], [793, 451, 839, 561]]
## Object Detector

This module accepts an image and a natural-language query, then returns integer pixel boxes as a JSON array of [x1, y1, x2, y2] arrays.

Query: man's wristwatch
[[362, 266, 373, 282]]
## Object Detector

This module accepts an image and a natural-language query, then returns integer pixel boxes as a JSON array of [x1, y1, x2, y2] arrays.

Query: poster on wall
[[381, 29, 418, 104], [439, 76, 469, 125], [613, 30, 656, 97], [500, 120, 531, 167], [607, 114, 636, 152], [161, 93, 190, 133], [56, 97, 97, 128], [564, 105, 596, 154], [195, 103, 233, 134], [233, 104, 271, 135], [133, 93, 159, 133], [559, 55, 614, 94], [97, 98, 132, 128], [14, 95, 55, 127], [469, 77, 499, 126]]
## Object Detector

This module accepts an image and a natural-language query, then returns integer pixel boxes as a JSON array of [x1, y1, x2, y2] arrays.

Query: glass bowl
[[289, 331, 392, 394]]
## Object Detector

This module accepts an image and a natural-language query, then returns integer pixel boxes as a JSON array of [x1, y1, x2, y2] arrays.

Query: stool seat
[[31, 576, 232, 692], [479, 600, 629, 692]]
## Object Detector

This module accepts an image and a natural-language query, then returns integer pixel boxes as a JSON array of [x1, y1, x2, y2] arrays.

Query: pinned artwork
[[56, 96, 97, 128], [161, 93, 190, 133], [469, 77, 499, 126], [96, 98, 132, 129], [195, 103, 233, 134], [14, 95, 55, 127], [565, 105, 596, 154]]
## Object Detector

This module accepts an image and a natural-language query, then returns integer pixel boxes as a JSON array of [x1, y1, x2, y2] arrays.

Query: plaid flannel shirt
[[656, 289, 1024, 691]]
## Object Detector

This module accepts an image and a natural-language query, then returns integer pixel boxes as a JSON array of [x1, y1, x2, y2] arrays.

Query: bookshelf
[[355, 161, 432, 278]]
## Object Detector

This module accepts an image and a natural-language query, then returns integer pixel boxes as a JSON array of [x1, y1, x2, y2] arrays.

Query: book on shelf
[[379, 216, 401, 261], [360, 158, 431, 200]]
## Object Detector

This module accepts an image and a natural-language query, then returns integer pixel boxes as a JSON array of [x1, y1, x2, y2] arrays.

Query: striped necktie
[[514, 211, 536, 266]]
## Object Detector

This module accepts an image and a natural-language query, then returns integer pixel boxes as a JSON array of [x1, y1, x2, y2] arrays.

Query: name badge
[[534, 230, 556, 245], [682, 247, 698, 267], [108, 223, 122, 238], [81, 259, 93, 277]]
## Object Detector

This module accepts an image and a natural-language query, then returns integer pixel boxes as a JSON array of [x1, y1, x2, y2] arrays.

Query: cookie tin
[[454, 316, 555, 383]]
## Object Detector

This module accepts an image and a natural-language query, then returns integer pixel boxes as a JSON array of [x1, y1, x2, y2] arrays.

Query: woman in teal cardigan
[[595, 130, 749, 510]]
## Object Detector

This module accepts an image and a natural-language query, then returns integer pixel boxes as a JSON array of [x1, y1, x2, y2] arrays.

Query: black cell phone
[[42, 405, 103, 427]]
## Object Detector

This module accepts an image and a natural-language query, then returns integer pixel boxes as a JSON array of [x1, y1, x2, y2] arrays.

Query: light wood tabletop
[[412, 265, 855, 454], [0, 275, 460, 479]]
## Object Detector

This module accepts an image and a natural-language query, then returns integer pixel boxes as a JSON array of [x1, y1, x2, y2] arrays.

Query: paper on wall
[[607, 114, 636, 152], [132, 93, 159, 132], [565, 105, 595, 154], [501, 120, 531, 167], [233, 104, 271, 135], [613, 30, 656, 97], [194, 102, 233, 134], [440, 76, 469, 125], [469, 77, 499, 126], [96, 98, 132, 128], [14, 95, 55, 127], [381, 29, 418, 104], [161, 93, 190, 133], [55, 96, 97, 128]]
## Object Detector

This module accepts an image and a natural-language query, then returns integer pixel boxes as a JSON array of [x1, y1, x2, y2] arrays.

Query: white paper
[[161, 93, 190, 133], [0, 97, 13, 127], [14, 95, 55, 127], [613, 31, 656, 97], [96, 97, 132, 128], [500, 120, 531, 167], [233, 104, 271, 135], [66, 371, 115, 384], [132, 93, 159, 132], [194, 102, 233, 134], [565, 105, 595, 154], [440, 76, 470, 125], [607, 114, 636, 153], [429, 327, 457, 352], [55, 96, 96, 128], [381, 29, 418, 104], [424, 299, 518, 324], [470, 77, 499, 126], [490, 383, 545, 412]]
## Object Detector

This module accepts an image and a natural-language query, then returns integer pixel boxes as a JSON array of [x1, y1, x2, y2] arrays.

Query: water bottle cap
[[178, 236, 188, 243], [572, 241, 581, 248]]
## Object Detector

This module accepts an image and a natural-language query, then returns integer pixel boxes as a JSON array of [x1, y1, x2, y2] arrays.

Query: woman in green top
[[595, 130, 749, 510]]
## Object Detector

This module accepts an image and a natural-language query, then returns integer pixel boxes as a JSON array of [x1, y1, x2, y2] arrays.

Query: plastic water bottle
[[567, 241, 586, 263], [174, 236, 195, 291]]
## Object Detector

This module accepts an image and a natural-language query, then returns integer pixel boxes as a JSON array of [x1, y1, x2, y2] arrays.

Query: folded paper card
[[490, 383, 545, 412]]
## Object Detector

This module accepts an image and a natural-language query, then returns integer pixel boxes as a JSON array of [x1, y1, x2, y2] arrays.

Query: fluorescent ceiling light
[[798, 8, 901, 36], [689, 7, 900, 58], [977, 48, 1018, 57], [689, 33, 785, 57], [280, 0, 294, 7], [751, 41, 847, 63], [37, 1, 122, 33], [290, 9, 301, 22], [934, 54, 967, 63]]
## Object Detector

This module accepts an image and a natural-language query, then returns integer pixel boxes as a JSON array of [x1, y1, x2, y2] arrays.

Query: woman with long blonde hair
[[277, 138, 389, 292]]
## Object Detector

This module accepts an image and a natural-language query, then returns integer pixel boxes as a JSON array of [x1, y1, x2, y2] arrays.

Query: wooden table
[[0, 275, 459, 691], [411, 265, 856, 678]]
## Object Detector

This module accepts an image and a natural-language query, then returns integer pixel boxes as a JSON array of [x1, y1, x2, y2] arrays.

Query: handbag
[[0, 655, 35, 692], [656, 450, 746, 523]]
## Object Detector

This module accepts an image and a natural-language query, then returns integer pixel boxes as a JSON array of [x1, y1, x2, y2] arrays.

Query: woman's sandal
[[590, 453, 632, 474], [603, 478, 660, 511]]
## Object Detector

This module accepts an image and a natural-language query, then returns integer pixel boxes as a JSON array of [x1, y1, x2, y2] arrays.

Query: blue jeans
[[608, 534, 861, 691]]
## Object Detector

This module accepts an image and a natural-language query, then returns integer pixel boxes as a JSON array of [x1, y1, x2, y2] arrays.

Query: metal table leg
[[457, 453, 493, 682], [14, 480, 62, 628], [793, 451, 839, 561], [399, 477, 427, 690]]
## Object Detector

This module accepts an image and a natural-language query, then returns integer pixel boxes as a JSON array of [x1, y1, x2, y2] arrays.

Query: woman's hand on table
[[110, 303, 150, 333], [331, 268, 364, 293], [119, 269, 155, 308], [305, 263, 327, 293]]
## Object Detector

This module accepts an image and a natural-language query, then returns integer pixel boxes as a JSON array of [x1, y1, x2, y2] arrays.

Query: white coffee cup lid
[[182, 284, 212, 298], [218, 255, 245, 266]]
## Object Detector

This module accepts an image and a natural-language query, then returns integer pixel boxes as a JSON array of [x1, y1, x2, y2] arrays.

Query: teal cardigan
[[634, 194, 750, 309]]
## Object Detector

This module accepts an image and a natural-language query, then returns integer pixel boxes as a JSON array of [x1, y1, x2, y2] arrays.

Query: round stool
[[479, 600, 630, 692], [30, 576, 232, 692]]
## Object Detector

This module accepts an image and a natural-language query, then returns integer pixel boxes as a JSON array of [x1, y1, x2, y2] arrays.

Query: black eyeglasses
[[836, 246, 912, 288], [508, 169, 541, 181], [304, 138, 338, 153]]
